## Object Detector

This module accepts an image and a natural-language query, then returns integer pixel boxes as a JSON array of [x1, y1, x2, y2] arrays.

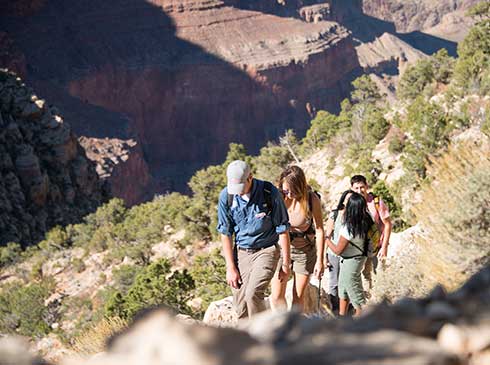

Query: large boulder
[[62, 308, 273, 365]]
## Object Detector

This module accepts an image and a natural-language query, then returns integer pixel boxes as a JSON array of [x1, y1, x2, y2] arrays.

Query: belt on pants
[[237, 243, 277, 253]]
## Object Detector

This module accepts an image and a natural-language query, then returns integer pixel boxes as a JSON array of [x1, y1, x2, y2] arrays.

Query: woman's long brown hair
[[278, 165, 309, 215]]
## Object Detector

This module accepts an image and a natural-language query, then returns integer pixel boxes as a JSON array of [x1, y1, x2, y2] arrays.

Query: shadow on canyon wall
[[0, 0, 360, 194]]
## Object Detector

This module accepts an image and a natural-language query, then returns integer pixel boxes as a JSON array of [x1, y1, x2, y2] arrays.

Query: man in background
[[350, 175, 392, 289]]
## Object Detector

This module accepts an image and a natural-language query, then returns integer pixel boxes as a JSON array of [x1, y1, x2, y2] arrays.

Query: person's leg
[[327, 252, 340, 312], [233, 249, 253, 319], [245, 245, 280, 317], [291, 273, 310, 312], [337, 258, 350, 316], [291, 244, 315, 313], [327, 252, 340, 296], [339, 298, 350, 316], [345, 257, 367, 317], [270, 264, 288, 310], [353, 307, 362, 318]]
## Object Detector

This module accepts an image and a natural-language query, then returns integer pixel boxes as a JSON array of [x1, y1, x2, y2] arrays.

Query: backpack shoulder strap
[[263, 181, 273, 214], [308, 190, 313, 212], [370, 193, 380, 214], [227, 193, 234, 209]]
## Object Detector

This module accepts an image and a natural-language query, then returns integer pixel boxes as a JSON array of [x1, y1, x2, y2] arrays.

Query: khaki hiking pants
[[233, 244, 280, 319]]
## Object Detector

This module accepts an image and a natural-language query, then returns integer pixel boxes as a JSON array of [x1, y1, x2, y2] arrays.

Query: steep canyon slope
[[0, 0, 474, 198], [0, 70, 107, 246], [0, 0, 361, 194]]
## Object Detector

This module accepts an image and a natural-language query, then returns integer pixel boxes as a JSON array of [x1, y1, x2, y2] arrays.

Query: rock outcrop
[[79, 137, 155, 206], [0, 70, 106, 246], [50, 265, 490, 365]]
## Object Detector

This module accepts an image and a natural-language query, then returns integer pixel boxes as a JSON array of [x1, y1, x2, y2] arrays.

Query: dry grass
[[372, 136, 490, 302], [70, 316, 128, 356], [412, 138, 490, 292]]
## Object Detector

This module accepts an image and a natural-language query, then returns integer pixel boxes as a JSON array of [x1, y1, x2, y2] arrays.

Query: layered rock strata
[[79, 137, 155, 206], [0, 70, 106, 246], [0, 0, 473, 195], [0, 0, 361, 191], [362, 0, 480, 33]]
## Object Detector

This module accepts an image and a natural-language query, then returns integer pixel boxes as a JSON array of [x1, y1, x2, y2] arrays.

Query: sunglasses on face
[[282, 189, 296, 197]]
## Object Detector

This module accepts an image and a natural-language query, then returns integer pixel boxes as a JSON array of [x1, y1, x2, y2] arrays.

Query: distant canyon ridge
[[0, 0, 478, 203]]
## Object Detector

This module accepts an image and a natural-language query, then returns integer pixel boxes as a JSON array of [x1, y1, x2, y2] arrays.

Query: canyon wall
[[0, 0, 471, 197], [0, 0, 361, 193], [362, 0, 480, 33], [0, 70, 107, 246]]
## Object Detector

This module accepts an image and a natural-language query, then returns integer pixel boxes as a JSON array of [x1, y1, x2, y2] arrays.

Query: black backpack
[[226, 181, 273, 215]]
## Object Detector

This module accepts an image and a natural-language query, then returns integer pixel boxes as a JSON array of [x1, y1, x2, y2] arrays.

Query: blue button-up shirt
[[217, 179, 290, 249]]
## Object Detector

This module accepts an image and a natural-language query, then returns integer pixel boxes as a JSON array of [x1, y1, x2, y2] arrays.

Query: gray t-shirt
[[327, 211, 343, 257], [338, 224, 365, 258]]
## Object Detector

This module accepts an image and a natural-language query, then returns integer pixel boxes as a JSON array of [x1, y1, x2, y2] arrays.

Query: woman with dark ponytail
[[325, 192, 374, 317]]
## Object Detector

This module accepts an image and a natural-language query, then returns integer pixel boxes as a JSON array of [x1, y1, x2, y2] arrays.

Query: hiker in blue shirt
[[217, 160, 291, 319]]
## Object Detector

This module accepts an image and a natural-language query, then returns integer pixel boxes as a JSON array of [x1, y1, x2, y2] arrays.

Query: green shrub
[[253, 142, 294, 183], [0, 281, 52, 338], [90, 198, 127, 227], [351, 75, 382, 104], [362, 107, 390, 143], [30, 258, 44, 281], [308, 178, 321, 192], [189, 249, 230, 317], [39, 226, 70, 251], [121, 193, 190, 244], [453, 5, 490, 93], [302, 110, 346, 151], [58, 295, 98, 340], [371, 180, 407, 232], [112, 265, 142, 294], [388, 135, 405, 154], [0, 242, 22, 268], [398, 59, 434, 100], [432, 49, 455, 84], [483, 105, 490, 136], [104, 259, 195, 320], [344, 144, 382, 184], [72, 257, 86, 273], [400, 97, 450, 181]]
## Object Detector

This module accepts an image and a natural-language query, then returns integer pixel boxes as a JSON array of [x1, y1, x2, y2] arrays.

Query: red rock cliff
[[362, 0, 480, 33], [1, 0, 361, 192]]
